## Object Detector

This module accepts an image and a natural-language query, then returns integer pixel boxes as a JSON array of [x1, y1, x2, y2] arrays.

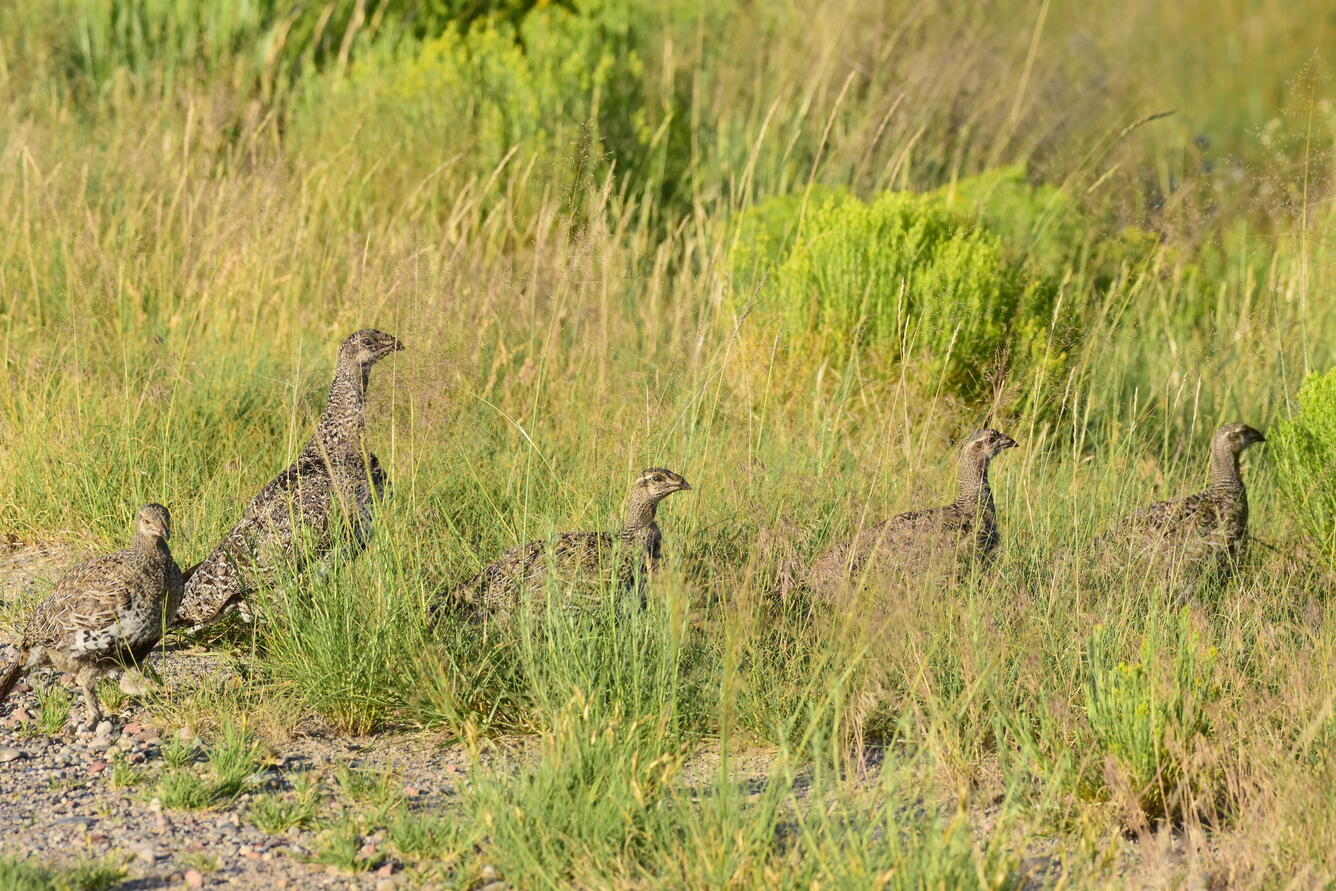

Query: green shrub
[[290, 2, 693, 221], [736, 183, 1058, 403], [732, 169, 1158, 408], [1081, 613, 1220, 824], [1271, 366, 1336, 560]]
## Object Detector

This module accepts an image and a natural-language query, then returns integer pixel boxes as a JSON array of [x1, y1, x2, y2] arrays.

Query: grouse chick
[[0, 504, 183, 728], [174, 329, 404, 629], [1101, 422, 1265, 579], [449, 468, 692, 620], [810, 429, 1018, 586]]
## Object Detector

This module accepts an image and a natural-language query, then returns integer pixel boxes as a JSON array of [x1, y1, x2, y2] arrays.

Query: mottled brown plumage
[[0, 505, 182, 728], [448, 468, 692, 620], [1101, 422, 1265, 581], [174, 329, 403, 630], [810, 429, 1018, 586]]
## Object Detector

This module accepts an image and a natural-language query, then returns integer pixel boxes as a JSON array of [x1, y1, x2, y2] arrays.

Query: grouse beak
[[391, 337, 405, 353], [1002, 436, 1019, 450], [677, 479, 693, 492]]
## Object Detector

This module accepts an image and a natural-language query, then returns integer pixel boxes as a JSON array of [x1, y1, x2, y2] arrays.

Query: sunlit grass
[[0, 0, 1334, 885]]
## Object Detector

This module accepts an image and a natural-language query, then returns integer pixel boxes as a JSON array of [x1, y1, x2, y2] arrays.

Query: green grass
[[151, 723, 263, 810], [247, 770, 322, 834], [2, 0, 1336, 885], [0, 855, 124, 891], [35, 685, 73, 736]]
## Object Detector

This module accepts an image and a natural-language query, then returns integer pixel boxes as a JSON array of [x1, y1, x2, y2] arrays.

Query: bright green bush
[[732, 169, 1159, 406], [289, 1, 694, 220], [1270, 366, 1336, 560], [735, 181, 1060, 403], [1081, 614, 1220, 823]]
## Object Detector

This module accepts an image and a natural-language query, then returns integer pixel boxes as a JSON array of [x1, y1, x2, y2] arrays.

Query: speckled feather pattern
[[810, 429, 1017, 585], [173, 330, 402, 630], [448, 468, 690, 620], [0, 504, 182, 725], [1102, 422, 1264, 577]]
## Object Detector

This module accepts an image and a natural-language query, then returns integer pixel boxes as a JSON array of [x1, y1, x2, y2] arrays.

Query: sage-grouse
[[449, 468, 692, 619], [174, 329, 404, 629], [810, 429, 1018, 586], [1101, 422, 1265, 580], [0, 505, 183, 728]]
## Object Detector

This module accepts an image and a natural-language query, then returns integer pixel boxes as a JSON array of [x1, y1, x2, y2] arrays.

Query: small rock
[[0, 747, 23, 763], [123, 722, 142, 736], [88, 760, 107, 774], [148, 797, 163, 813], [375, 881, 395, 891], [242, 849, 261, 860], [403, 786, 421, 798], [10, 708, 30, 724], [480, 865, 501, 883], [184, 869, 204, 888], [139, 725, 161, 742], [88, 832, 109, 846], [176, 726, 196, 741], [480, 883, 507, 891], [154, 815, 173, 833], [131, 842, 158, 863], [376, 863, 395, 877], [93, 720, 113, 739]]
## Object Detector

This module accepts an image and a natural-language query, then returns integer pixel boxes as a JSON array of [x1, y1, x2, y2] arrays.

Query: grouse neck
[[132, 532, 170, 559], [303, 357, 369, 460], [955, 453, 994, 508], [618, 491, 662, 547], [1208, 442, 1245, 495]]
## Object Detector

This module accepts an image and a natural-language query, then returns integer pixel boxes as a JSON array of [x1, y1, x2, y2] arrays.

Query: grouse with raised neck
[[173, 329, 404, 630], [0, 505, 183, 728], [1102, 422, 1265, 577], [447, 468, 692, 619], [810, 429, 1018, 586]]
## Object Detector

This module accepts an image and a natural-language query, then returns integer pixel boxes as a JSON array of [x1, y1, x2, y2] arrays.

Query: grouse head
[[961, 428, 1019, 462], [1215, 422, 1266, 454], [340, 329, 405, 367], [634, 467, 692, 503], [137, 504, 172, 541]]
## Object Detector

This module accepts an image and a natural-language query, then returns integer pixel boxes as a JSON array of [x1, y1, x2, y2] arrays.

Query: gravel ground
[[0, 657, 489, 889], [0, 539, 492, 889]]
